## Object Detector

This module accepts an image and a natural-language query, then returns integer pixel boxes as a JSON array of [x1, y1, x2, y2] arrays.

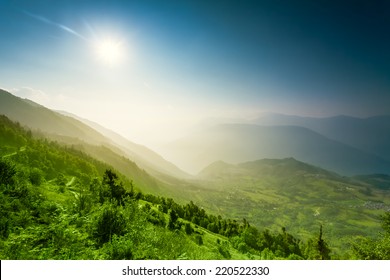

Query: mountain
[[164, 123, 390, 176], [0, 89, 108, 145], [0, 114, 258, 260], [57, 111, 190, 179], [253, 113, 390, 162], [198, 157, 337, 179], [1, 90, 389, 258], [0, 89, 188, 179]]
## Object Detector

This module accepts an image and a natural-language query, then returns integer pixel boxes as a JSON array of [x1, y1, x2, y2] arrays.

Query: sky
[[1, 0, 390, 147]]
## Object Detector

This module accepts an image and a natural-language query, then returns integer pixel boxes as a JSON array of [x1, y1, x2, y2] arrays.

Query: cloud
[[11, 87, 50, 103], [24, 10, 86, 40], [10, 86, 70, 108]]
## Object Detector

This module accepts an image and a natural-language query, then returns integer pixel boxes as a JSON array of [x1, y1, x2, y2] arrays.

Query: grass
[[184, 162, 390, 256]]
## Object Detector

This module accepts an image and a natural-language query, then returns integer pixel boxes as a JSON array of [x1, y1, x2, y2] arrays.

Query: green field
[[1, 114, 389, 259]]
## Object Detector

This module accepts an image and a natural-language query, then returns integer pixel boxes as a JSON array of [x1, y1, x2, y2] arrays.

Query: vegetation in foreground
[[0, 115, 389, 259]]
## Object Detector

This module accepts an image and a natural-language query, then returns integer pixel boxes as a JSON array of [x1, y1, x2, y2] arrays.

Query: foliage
[[29, 168, 44, 186], [381, 212, 390, 234], [351, 212, 390, 260], [0, 159, 16, 186], [2, 114, 386, 260], [93, 204, 126, 246], [102, 169, 127, 204], [303, 225, 331, 260]]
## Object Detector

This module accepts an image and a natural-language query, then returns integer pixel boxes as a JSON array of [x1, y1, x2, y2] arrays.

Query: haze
[[1, 0, 389, 149]]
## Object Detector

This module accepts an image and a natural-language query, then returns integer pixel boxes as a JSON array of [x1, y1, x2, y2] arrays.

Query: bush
[[104, 234, 134, 260], [0, 159, 16, 186], [218, 241, 231, 259], [94, 204, 126, 246], [29, 168, 44, 186], [185, 223, 193, 235], [195, 235, 203, 246]]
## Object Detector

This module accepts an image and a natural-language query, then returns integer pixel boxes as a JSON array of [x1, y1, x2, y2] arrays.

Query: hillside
[[1, 114, 338, 260], [0, 89, 187, 179], [57, 111, 190, 179], [164, 123, 390, 176], [0, 89, 217, 204], [1, 89, 389, 259], [0, 89, 108, 145], [194, 158, 390, 254]]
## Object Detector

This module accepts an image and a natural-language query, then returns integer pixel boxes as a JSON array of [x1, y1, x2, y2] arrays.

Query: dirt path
[[2, 146, 26, 158], [66, 176, 76, 186]]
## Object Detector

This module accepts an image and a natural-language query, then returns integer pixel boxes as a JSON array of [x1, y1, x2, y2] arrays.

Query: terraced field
[[191, 159, 390, 255]]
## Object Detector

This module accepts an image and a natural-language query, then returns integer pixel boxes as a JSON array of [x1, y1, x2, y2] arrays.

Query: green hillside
[[1, 98, 389, 259], [0, 89, 187, 179], [2, 114, 345, 260], [58, 111, 190, 179], [195, 158, 390, 256]]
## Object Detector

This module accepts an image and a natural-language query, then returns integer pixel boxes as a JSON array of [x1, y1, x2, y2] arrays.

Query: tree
[[352, 212, 390, 259], [380, 212, 390, 234], [195, 235, 203, 246], [167, 209, 179, 230], [94, 204, 126, 246], [0, 159, 16, 186], [29, 168, 44, 186], [304, 225, 331, 260], [184, 223, 193, 235], [317, 225, 331, 260], [102, 169, 126, 204]]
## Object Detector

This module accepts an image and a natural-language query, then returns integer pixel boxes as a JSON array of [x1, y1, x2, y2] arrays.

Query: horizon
[[3, 86, 390, 149], [1, 0, 390, 147]]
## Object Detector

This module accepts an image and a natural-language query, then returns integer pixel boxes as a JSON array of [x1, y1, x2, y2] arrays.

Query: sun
[[94, 37, 124, 66]]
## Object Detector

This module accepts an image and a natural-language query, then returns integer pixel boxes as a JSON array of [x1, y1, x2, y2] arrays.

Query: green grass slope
[[195, 158, 390, 255], [0, 114, 247, 259], [3, 114, 340, 260]]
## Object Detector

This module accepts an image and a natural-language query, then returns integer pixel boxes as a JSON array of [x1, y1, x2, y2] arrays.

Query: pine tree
[[317, 225, 331, 260]]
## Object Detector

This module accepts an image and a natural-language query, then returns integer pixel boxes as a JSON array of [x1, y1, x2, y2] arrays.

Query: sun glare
[[94, 38, 124, 66]]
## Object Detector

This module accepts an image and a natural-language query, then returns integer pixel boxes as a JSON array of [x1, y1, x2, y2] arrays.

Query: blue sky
[[1, 0, 389, 145]]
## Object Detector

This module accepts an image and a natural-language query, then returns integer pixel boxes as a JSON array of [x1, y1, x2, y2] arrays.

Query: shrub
[[93, 204, 126, 246]]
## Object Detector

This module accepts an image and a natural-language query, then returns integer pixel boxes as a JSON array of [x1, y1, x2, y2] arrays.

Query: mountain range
[[1, 88, 390, 253], [0, 89, 188, 180], [2, 87, 389, 180], [164, 122, 390, 176], [253, 113, 390, 162]]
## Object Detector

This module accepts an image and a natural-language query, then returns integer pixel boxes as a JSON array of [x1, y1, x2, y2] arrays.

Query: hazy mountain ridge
[[0, 114, 260, 260], [2, 88, 390, 256], [165, 123, 390, 176], [253, 113, 390, 162], [57, 111, 190, 179], [0, 89, 109, 145], [0, 89, 187, 180], [199, 157, 339, 180]]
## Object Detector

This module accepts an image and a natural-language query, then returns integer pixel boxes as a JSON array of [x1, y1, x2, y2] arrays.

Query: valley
[[192, 159, 390, 254], [1, 89, 389, 259]]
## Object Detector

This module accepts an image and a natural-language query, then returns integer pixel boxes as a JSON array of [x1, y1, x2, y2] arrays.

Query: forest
[[0, 114, 389, 259]]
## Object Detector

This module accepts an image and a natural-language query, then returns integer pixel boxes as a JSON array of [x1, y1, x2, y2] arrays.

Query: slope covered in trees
[[195, 158, 390, 255], [0, 89, 187, 179], [0, 114, 340, 260], [1, 115, 389, 259]]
